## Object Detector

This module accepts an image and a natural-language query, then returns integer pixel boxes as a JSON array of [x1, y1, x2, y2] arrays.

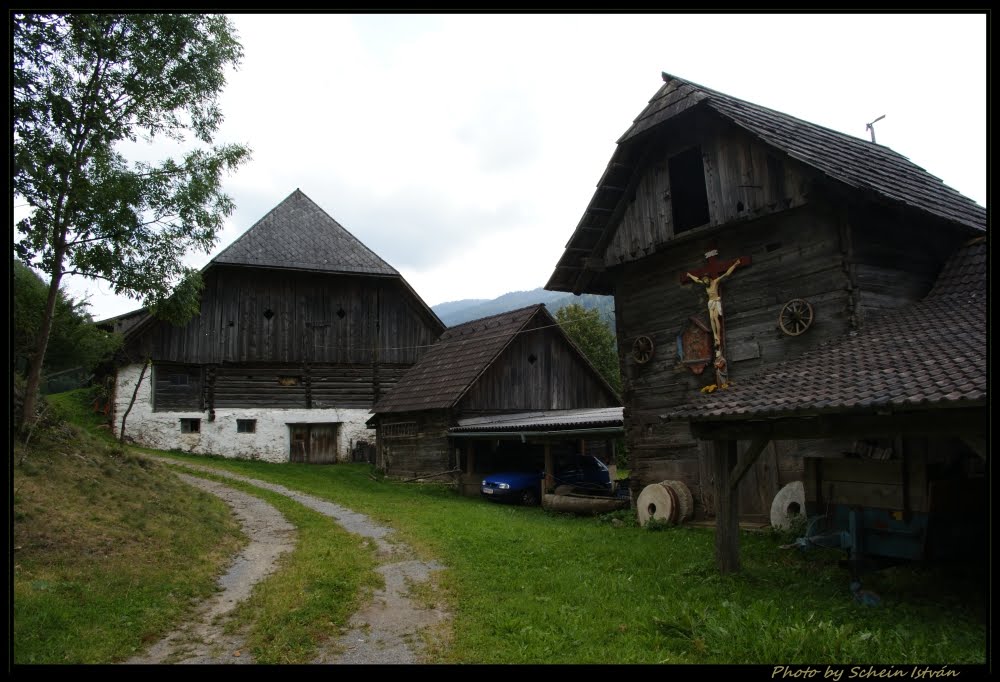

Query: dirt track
[[127, 457, 449, 665]]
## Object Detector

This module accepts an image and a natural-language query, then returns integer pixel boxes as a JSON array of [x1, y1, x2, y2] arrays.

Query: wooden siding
[[152, 364, 202, 412], [614, 206, 850, 513], [130, 267, 440, 366], [456, 318, 618, 412], [606, 119, 814, 267], [209, 363, 410, 409], [848, 204, 969, 322], [377, 411, 452, 479]]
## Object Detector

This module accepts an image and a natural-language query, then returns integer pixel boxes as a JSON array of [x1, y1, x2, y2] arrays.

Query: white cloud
[[39, 12, 983, 319]]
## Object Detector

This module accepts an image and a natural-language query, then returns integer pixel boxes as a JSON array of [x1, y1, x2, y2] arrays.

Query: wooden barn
[[545, 72, 986, 529], [368, 304, 622, 494], [110, 189, 444, 463]]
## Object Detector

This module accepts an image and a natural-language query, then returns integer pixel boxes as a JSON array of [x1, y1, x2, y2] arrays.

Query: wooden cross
[[677, 247, 751, 286], [679, 247, 751, 385]]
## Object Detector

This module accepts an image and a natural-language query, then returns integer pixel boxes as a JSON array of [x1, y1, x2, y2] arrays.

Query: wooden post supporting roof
[[544, 444, 554, 493], [713, 439, 741, 574]]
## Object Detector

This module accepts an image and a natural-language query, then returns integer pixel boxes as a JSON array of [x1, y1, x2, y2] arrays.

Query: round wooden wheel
[[779, 299, 814, 336], [632, 335, 654, 364]]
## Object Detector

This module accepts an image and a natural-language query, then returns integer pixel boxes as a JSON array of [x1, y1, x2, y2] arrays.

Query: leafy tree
[[555, 303, 622, 395], [13, 13, 251, 432], [13, 261, 121, 386]]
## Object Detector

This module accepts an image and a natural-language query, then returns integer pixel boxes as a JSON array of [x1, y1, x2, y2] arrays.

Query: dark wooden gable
[[548, 72, 986, 295], [122, 190, 444, 365], [372, 305, 620, 415], [456, 308, 621, 413]]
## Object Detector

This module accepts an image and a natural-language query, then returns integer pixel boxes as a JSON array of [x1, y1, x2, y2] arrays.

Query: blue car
[[480, 455, 612, 506]]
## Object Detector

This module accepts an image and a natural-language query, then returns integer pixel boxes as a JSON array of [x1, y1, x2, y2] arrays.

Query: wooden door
[[308, 423, 339, 464], [288, 423, 339, 463]]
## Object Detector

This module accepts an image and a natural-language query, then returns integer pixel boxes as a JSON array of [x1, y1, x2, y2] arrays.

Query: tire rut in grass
[[142, 456, 450, 664], [125, 474, 296, 665]]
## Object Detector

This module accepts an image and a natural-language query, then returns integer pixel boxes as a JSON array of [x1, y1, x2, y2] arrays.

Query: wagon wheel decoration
[[778, 298, 814, 336], [632, 335, 655, 364]]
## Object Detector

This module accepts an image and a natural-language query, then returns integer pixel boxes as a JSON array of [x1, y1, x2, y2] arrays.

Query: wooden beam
[[587, 207, 614, 214], [713, 439, 741, 574], [466, 444, 476, 475], [728, 436, 771, 492]]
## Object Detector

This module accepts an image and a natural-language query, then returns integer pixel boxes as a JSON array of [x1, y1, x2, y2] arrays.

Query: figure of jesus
[[687, 259, 741, 348]]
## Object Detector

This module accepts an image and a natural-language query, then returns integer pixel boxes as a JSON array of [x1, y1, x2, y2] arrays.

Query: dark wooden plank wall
[[457, 316, 618, 412], [605, 120, 814, 267], [152, 364, 203, 412], [133, 268, 439, 366], [848, 205, 967, 322], [377, 410, 452, 479], [210, 363, 410, 409], [614, 205, 851, 514]]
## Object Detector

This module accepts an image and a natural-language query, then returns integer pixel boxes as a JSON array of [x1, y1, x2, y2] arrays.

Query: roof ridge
[[442, 303, 544, 334]]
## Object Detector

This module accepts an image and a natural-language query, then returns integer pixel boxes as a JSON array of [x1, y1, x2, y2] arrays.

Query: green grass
[[148, 452, 989, 664], [13, 391, 246, 664], [162, 467, 381, 664]]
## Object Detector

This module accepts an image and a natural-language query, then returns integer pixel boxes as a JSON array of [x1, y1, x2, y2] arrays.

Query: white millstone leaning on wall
[[112, 363, 374, 463]]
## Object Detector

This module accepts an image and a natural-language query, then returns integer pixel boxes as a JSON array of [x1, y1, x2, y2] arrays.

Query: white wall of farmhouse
[[112, 363, 375, 463]]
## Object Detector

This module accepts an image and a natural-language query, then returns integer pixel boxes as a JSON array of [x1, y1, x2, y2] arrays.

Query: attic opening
[[669, 146, 710, 234], [337, 307, 346, 320]]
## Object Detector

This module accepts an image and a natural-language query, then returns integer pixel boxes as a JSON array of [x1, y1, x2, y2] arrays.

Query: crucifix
[[679, 246, 751, 385]]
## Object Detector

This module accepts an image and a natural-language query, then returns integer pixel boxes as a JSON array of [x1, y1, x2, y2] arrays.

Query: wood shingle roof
[[371, 305, 541, 413], [212, 189, 399, 276], [667, 237, 986, 423]]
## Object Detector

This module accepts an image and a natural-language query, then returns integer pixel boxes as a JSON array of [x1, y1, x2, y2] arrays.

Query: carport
[[449, 407, 624, 497]]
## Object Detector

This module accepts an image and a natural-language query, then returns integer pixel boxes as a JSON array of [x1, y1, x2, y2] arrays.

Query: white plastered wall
[[112, 363, 375, 463]]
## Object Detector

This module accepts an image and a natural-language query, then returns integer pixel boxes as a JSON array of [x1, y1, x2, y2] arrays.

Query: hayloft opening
[[669, 146, 710, 234]]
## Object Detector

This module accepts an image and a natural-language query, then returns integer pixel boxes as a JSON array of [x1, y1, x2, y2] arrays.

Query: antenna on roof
[[865, 114, 886, 143]]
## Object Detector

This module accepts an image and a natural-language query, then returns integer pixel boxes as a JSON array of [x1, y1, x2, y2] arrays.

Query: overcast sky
[[39, 13, 987, 321]]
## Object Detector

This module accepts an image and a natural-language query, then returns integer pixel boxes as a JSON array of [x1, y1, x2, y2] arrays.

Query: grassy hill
[[13, 390, 246, 663]]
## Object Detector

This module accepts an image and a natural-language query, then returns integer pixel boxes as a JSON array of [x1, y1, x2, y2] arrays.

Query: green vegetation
[[13, 390, 245, 664], [15, 392, 987, 664], [555, 302, 622, 394], [13, 262, 120, 395], [150, 453, 989, 665], [13, 13, 251, 431]]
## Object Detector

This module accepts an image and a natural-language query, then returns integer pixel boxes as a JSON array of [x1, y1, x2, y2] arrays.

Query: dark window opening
[[336, 307, 346, 320], [237, 419, 257, 433], [527, 353, 538, 365], [278, 376, 301, 386], [169, 374, 189, 386], [227, 320, 235, 327], [180, 418, 201, 433], [668, 146, 710, 234], [736, 201, 745, 212], [263, 308, 274, 320]]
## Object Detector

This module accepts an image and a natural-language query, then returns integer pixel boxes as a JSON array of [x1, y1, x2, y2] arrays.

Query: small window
[[169, 374, 189, 386], [237, 419, 257, 434], [277, 376, 300, 386], [669, 146, 711, 234], [180, 418, 201, 433]]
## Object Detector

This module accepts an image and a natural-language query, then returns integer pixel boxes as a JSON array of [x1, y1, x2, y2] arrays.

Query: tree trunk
[[20, 262, 64, 436], [119, 359, 150, 444]]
